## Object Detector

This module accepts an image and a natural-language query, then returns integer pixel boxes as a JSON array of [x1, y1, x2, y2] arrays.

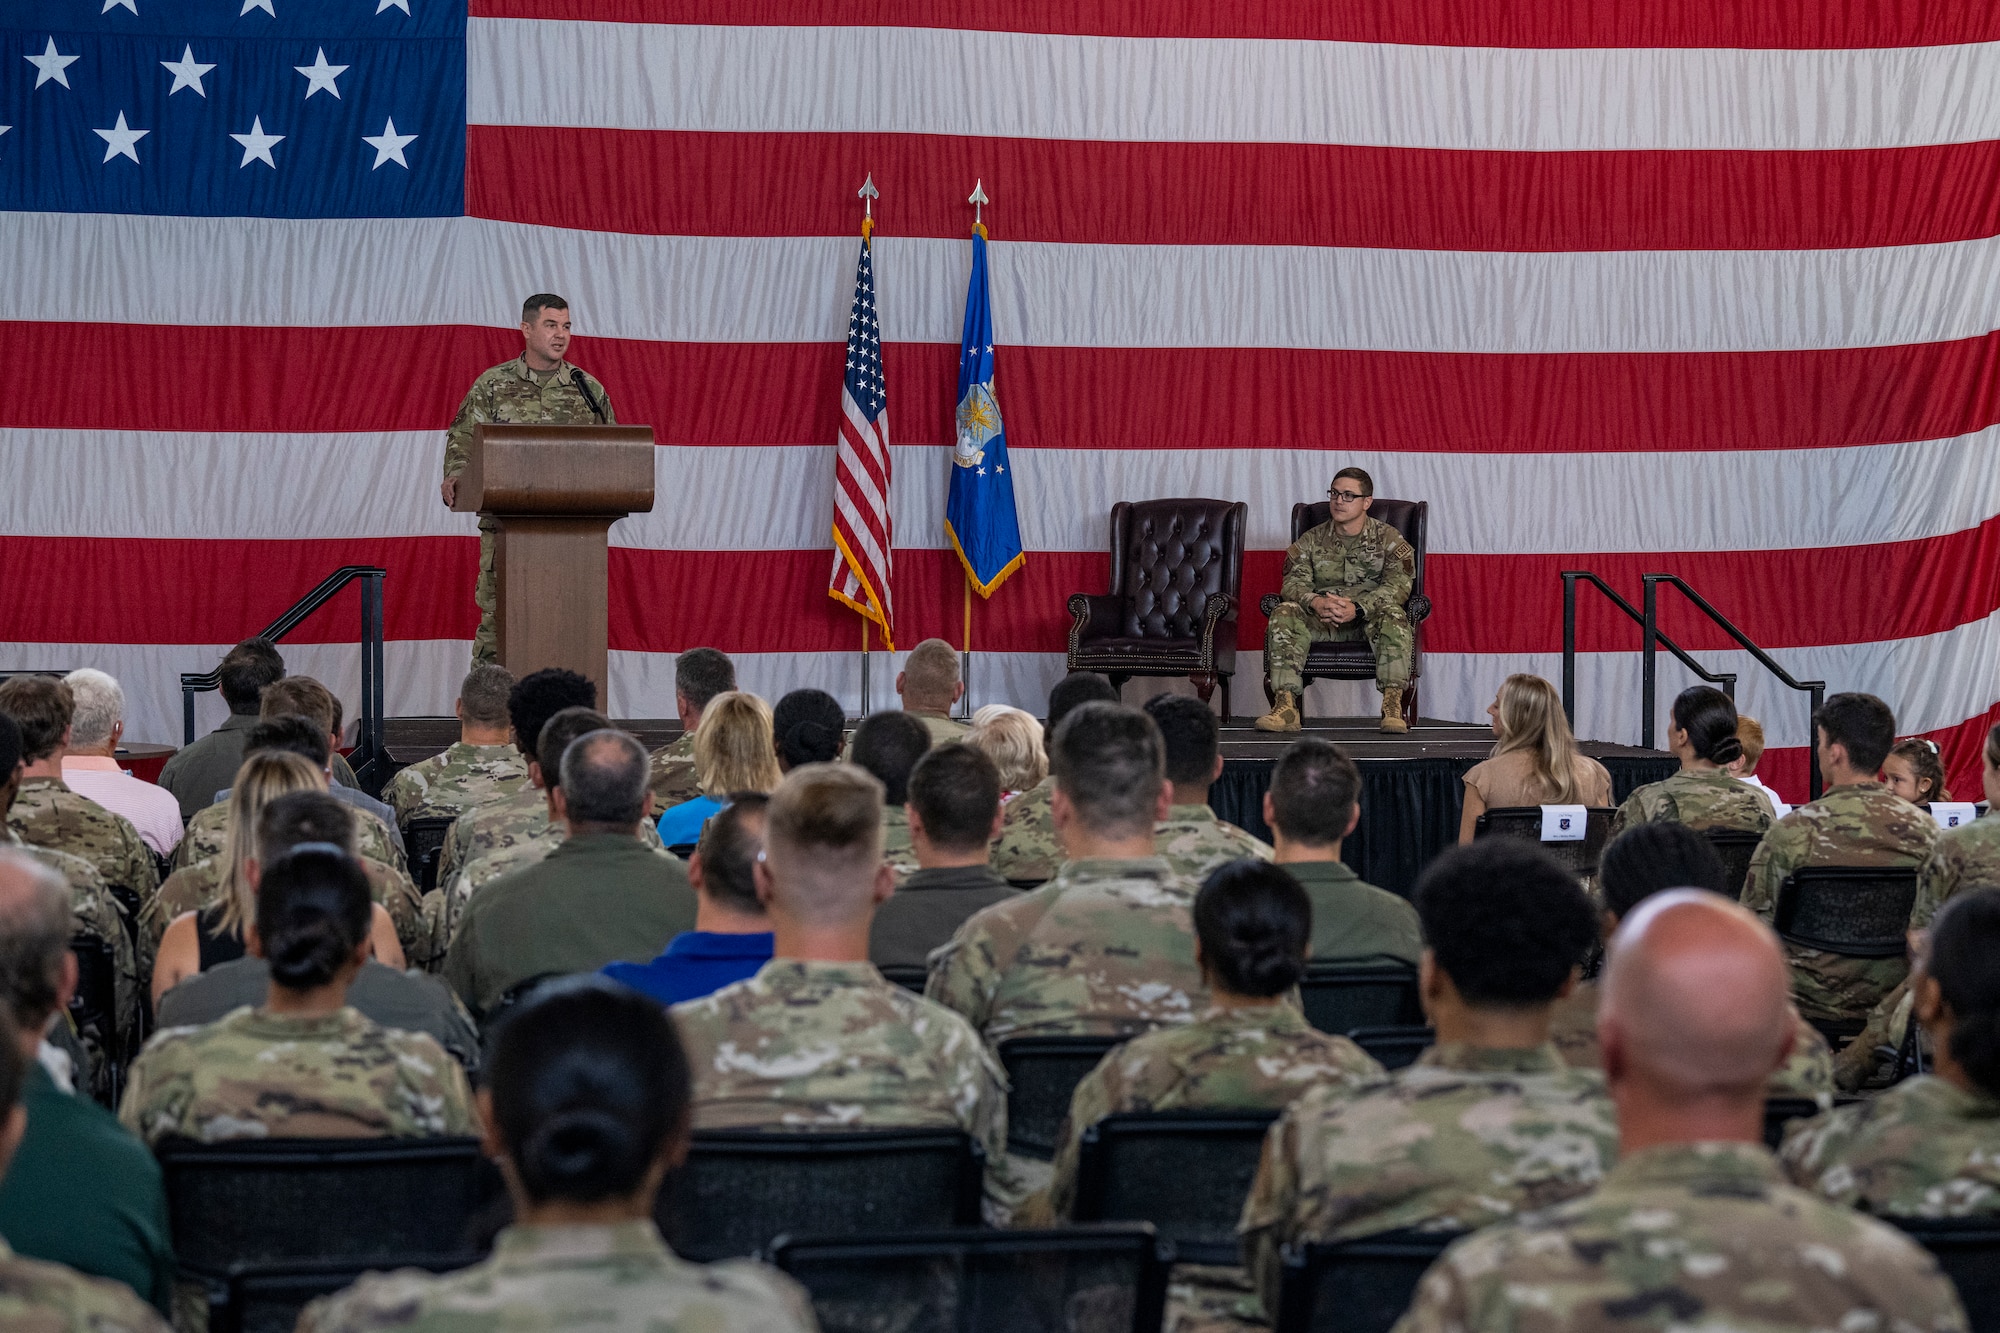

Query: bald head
[[1600, 891, 1793, 1101]]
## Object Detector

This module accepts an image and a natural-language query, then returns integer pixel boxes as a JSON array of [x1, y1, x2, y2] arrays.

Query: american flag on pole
[[828, 229, 895, 649]]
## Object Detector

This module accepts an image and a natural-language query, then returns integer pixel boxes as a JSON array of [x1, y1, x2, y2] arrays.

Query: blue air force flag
[[945, 227, 1026, 596]]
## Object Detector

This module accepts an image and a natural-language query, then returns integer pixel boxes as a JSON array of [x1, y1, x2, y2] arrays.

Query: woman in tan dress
[[1457, 674, 1614, 843]]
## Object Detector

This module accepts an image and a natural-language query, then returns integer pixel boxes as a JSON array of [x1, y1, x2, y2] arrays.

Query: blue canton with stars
[[844, 236, 886, 422], [1, 0, 464, 217]]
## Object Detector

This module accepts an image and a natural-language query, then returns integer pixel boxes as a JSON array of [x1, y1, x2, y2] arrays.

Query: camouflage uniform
[[143, 855, 431, 970], [988, 776, 1060, 883], [912, 711, 971, 746], [1391, 1141, 1967, 1333], [296, 1221, 817, 1333], [1549, 979, 1834, 1108], [0, 1238, 170, 1333], [1742, 782, 1939, 1025], [1914, 811, 2000, 928], [1156, 805, 1273, 885], [177, 796, 406, 877], [1781, 1074, 2000, 1217], [647, 732, 698, 807], [1264, 517, 1415, 695], [434, 783, 546, 893], [1609, 765, 1776, 837], [7, 777, 158, 920], [380, 742, 529, 827], [119, 1005, 478, 1146], [881, 805, 921, 879], [444, 356, 616, 663], [1240, 1042, 1619, 1319]]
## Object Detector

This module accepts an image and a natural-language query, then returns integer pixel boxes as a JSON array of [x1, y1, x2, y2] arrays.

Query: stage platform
[[381, 716, 1675, 898]]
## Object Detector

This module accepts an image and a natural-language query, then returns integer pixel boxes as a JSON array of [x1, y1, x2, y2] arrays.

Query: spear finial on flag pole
[[968, 178, 989, 237], [858, 172, 878, 240]]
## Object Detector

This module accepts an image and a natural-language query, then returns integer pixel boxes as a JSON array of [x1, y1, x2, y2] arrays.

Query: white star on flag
[[230, 116, 284, 168], [102, 0, 137, 13], [362, 117, 416, 168], [295, 48, 347, 98], [241, 0, 274, 13], [94, 112, 149, 164], [26, 38, 79, 89], [161, 46, 216, 97], [376, 0, 411, 12]]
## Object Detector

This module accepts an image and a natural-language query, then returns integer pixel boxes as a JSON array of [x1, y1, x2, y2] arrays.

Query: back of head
[[693, 794, 769, 916], [490, 978, 690, 1205], [762, 763, 884, 926], [1047, 673, 1119, 734], [849, 711, 931, 806], [1735, 716, 1767, 773], [219, 751, 327, 935], [0, 713, 18, 778], [966, 706, 1046, 791], [1599, 823, 1729, 920], [674, 648, 736, 714], [247, 714, 332, 769], [256, 847, 372, 991], [908, 744, 1002, 855], [1815, 692, 1896, 774], [61, 669, 124, 750], [537, 707, 614, 786], [1925, 889, 2000, 1099], [508, 669, 597, 762], [256, 789, 358, 862], [694, 691, 781, 797], [559, 731, 649, 830], [900, 639, 961, 713], [1050, 702, 1165, 838], [1195, 861, 1310, 998], [1413, 840, 1597, 1009], [1601, 890, 1792, 1098], [0, 848, 75, 1031], [773, 689, 846, 769], [1268, 738, 1361, 847], [260, 676, 337, 737], [1888, 738, 1949, 804], [458, 663, 515, 729], [0, 676, 72, 764], [1144, 694, 1220, 790], [1492, 673, 1583, 805], [218, 637, 285, 713], [1671, 686, 1742, 766]]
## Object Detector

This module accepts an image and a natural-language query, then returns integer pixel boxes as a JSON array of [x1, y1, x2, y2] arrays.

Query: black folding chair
[[1774, 867, 1919, 1046], [1272, 1228, 1464, 1333], [1071, 1110, 1279, 1263], [66, 932, 121, 1091], [1472, 807, 1616, 879], [656, 1128, 983, 1262], [402, 816, 456, 893], [998, 1035, 1124, 1161], [768, 1224, 1172, 1333], [1704, 828, 1765, 902], [1298, 962, 1422, 1037], [212, 1254, 480, 1333], [1890, 1218, 2000, 1333], [878, 964, 929, 994], [1348, 1026, 1434, 1071]]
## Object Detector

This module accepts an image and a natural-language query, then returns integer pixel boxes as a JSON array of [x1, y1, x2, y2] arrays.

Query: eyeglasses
[[1328, 489, 1369, 503]]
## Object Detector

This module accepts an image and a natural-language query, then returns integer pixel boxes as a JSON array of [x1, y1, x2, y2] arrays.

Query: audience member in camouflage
[[0, 1241, 172, 1332], [1916, 813, 2000, 927], [1156, 806, 1271, 884], [647, 731, 699, 806], [1610, 687, 1775, 838], [177, 796, 405, 875], [383, 743, 527, 827], [0, 840, 137, 1103], [879, 802, 921, 879], [438, 782, 667, 905], [143, 853, 428, 968], [989, 775, 1060, 882], [7, 777, 158, 914], [849, 710, 931, 884], [646, 648, 739, 806]]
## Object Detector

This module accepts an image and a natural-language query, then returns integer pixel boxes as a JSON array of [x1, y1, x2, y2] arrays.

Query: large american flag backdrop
[[5, 2, 1999, 800]]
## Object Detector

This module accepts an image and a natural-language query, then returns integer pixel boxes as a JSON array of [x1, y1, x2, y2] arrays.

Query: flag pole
[[960, 573, 973, 720], [855, 172, 879, 718]]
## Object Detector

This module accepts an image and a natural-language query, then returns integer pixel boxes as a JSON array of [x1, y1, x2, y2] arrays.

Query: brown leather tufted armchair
[[1066, 499, 1247, 712], [1257, 499, 1432, 722]]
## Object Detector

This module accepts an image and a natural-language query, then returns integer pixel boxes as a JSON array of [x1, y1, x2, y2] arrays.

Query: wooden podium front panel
[[495, 516, 617, 702]]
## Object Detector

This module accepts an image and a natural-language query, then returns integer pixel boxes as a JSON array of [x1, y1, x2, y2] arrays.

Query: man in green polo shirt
[[1262, 738, 1420, 966], [0, 848, 174, 1314]]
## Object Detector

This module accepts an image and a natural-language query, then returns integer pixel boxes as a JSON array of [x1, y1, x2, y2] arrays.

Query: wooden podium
[[453, 424, 655, 702]]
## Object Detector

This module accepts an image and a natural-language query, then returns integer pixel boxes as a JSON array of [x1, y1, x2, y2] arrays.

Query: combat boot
[[1255, 691, 1301, 733], [1379, 687, 1408, 734]]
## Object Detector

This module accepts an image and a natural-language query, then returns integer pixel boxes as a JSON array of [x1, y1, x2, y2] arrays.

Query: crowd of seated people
[[0, 632, 1995, 1332]]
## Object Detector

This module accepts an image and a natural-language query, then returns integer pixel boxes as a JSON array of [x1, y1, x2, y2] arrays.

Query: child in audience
[[1882, 737, 1952, 807], [1727, 715, 1792, 816]]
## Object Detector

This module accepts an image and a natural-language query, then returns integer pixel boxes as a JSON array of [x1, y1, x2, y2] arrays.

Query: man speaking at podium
[[441, 294, 618, 663]]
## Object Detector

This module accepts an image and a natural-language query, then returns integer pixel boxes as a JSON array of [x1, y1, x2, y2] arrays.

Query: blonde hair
[[967, 705, 1047, 791], [214, 751, 327, 936], [1490, 674, 1585, 805], [694, 691, 782, 798]]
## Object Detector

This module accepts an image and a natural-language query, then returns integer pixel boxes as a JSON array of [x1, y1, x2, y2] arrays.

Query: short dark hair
[[1672, 686, 1742, 766], [907, 744, 1002, 853], [459, 663, 514, 727], [0, 676, 71, 764], [1047, 673, 1119, 734], [257, 790, 358, 861], [257, 847, 372, 991], [1332, 466, 1374, 497], [537, 707, 613, 788], [1144, 694, 1220, 789], [1928, 889, 2000, 1099], [675, 648, 736, 713], [0, 713, 19, 777], [561, 731, 650, 828], [247, 714, 332, 769], [0, 850, 73, 1028], [1814, 692, 1896, 774], [1598, 823, 1728, 920], [1413, 840, 1597, 1009], [849, 711, 932, 806], [218, 637, 285, 713], [694, 794, 768, 916], [508, 669, 596, 762], [772, 689, 846, 769], [260, 676, 337, 734], [522, 293, 568, 322], [1268, 739, 1361, 846], [1195, 860, 1311, 998], [490, 978, 690, 1205], [1050, 703, 1165, 837]]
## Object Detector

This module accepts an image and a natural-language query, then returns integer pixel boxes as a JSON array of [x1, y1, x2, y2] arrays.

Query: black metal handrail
[[179, 567, 388, 790], [1562, 571, 1737, 713]]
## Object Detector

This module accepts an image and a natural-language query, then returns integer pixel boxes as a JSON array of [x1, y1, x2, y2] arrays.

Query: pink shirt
[[60, 756, 184, 856]]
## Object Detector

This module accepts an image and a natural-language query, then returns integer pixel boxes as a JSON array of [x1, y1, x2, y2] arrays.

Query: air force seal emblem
[[955, 382, 1001, 468]]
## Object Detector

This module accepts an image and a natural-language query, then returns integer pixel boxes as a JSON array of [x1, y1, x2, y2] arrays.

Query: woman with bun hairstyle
[[1033, 860, 1385, 1229], [298, 978, 817, 1333], [1781, 887, 2000, 1215], [1608, 685, 1776, 837], [120, 847, 473, 1146]]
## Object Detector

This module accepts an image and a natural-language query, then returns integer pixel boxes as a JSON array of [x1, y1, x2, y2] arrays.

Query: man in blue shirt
[[605, 795, 774, 1005]]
